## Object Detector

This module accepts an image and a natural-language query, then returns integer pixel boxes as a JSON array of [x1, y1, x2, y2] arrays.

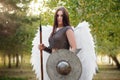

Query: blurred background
[[0, 0, 120, 80]]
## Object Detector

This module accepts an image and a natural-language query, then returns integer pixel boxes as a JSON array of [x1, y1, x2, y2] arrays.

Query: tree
[[0, 0, 39, 68]]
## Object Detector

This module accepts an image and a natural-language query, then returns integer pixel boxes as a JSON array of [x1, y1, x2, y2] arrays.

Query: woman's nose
[[58, 16, 62, 19]]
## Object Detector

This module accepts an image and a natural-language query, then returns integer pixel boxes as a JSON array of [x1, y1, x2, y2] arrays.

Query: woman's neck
[[58, 24, 63, 28]]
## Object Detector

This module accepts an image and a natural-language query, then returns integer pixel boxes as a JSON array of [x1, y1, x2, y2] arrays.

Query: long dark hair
[[51, 7, 70, 36]]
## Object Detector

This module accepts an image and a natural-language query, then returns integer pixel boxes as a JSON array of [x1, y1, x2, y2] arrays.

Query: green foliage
[[0, 0, 39, 55], [88, 0, 120, 55], [0, 0, 119, 58], [43, 0, 120, 56]]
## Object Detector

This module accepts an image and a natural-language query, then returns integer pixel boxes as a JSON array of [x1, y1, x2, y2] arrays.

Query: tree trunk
[[13, 54, 15, 65], [21, 54, 23, 66], [3, 54, 6, 67], [16, 53, 19, 68], [110, 55, 120, 69], [8, 54, 11, 68]]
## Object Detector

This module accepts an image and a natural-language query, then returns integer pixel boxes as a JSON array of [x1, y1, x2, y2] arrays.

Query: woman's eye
[[57, 14, 63, 17]]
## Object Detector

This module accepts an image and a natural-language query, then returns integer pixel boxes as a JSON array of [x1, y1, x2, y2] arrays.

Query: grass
[[0, 77, 27, 80], [0, 64, 36, 80], [93, 65, 120, 80], [0, 64, 120, 80]]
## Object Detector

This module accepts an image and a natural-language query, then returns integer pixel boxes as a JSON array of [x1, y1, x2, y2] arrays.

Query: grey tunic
[[44, 26, 72, 53]]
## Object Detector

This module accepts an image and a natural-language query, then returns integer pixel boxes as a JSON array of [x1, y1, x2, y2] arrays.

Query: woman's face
[[57, 10, 63, 27]]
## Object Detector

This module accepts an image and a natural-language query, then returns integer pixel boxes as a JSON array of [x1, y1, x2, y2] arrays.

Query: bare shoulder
[[66, 28, 74, 34]]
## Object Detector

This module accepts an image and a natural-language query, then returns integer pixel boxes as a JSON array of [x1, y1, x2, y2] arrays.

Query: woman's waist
[[52, 48, 58, 53], [52, 48, 69, 53]]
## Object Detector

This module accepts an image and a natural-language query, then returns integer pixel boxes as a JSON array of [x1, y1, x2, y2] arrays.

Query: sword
[[39, 15, 44, 80]]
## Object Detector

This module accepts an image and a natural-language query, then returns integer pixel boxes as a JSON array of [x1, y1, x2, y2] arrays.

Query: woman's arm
[[39, 44, 52, 53], [66, 29, 77, 52]]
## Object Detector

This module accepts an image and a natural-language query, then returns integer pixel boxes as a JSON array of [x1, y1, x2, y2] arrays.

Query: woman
[[31, 6, 97, 80], [39, 6, 77, 54]]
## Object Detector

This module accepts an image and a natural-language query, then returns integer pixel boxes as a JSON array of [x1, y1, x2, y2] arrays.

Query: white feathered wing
[[74, 21, 97, 80]]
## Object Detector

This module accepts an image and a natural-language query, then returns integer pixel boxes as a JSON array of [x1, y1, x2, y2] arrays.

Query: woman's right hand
[[38, 44, 46, 50]]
